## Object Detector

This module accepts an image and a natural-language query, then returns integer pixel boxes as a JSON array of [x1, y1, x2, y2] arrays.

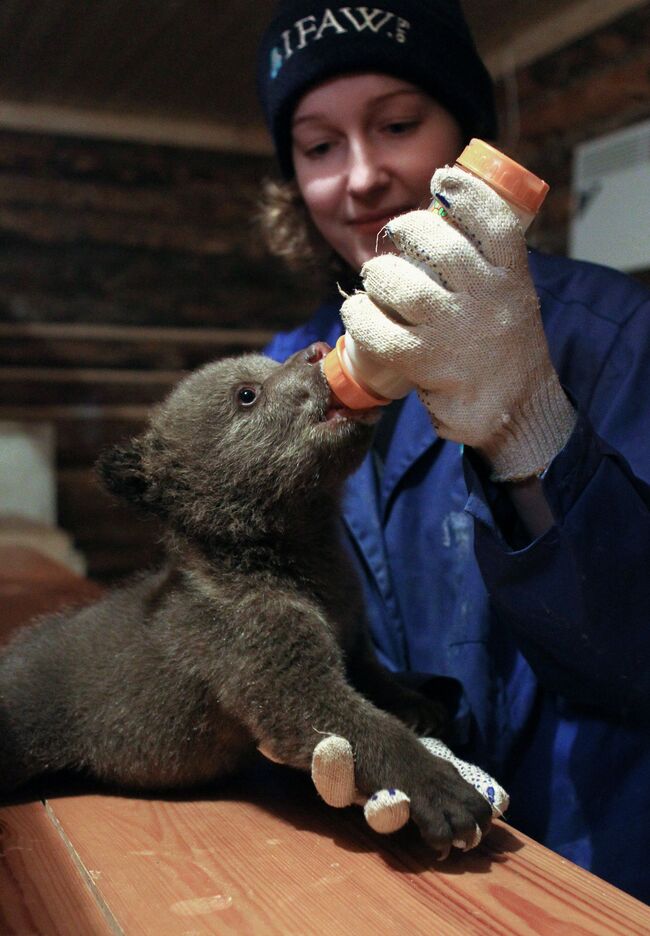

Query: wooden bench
[[1, 545, 649, 935]]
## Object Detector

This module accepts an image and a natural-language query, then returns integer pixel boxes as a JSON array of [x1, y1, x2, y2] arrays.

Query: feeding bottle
[[322, 139, 550, 410]]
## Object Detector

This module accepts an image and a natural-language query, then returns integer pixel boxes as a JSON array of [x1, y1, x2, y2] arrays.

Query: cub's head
[[98, 344, 380, 541]]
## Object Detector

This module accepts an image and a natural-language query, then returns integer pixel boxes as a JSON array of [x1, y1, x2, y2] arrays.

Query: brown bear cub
[[0, 343, 491, 850]]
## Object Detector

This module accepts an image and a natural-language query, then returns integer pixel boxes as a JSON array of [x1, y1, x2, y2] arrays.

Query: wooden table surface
[[1, 545, 649, 936]]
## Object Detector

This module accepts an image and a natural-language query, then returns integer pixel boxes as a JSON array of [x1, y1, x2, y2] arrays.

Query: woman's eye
[[237, 386, 258, 407], [385, 120, 417, 135], [304, 140, 332, 158]]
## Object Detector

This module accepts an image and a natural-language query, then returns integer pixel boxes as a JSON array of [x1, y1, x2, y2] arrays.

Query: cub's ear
[[96, 439, 155, 510]]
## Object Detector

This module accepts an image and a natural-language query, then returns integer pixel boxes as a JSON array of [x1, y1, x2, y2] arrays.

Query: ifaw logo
[[270, 7, 411, 78]]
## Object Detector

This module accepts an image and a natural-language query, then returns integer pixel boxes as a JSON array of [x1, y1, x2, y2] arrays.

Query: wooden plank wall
[[1, 4, 649, 583], [500, 3, 650, 258], [0, 134, 322, 580]]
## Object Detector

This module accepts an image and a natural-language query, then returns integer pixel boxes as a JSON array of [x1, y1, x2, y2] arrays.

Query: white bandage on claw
[[420, 737, 510, 818], [311, 736, 361, 808], [364, 787, 411, 834]]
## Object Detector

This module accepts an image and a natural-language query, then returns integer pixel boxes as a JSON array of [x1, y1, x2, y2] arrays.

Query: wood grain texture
[[0, 803, 114, 936], [43, 772, 650, 936]]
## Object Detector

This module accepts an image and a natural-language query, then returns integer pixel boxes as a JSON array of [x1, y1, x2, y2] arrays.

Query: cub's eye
[[236, 386, 258, 407]]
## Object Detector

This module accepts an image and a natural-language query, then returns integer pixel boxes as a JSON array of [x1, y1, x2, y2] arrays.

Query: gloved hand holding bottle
[[324, 141, 577, 483]]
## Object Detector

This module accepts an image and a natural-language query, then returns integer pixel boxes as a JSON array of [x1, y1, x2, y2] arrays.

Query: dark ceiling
[[0, 0, 640, 150]]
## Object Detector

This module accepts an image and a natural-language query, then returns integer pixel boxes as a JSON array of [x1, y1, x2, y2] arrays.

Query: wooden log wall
[[500, 3, 650, 259], [0, 135, 322, 580], [1, 3, 649, 582]]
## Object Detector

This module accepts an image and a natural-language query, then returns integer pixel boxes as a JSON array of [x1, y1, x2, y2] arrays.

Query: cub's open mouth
[[323, 393, 381, 426]]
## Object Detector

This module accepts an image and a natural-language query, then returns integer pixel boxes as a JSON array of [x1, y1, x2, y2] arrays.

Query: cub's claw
[[310, 734, 509, 851]]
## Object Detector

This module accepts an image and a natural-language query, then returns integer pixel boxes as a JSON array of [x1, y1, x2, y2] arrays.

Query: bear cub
[[0, 343, 491, 850]]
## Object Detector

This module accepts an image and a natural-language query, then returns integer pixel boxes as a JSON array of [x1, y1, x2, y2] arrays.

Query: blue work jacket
[[265, 249, 650, 903]]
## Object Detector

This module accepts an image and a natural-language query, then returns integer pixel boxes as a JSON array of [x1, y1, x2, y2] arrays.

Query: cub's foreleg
[[211, 591, 491, 852]]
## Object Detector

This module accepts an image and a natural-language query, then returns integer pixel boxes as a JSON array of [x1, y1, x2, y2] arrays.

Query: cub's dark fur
[[0, 345, 490, 848]]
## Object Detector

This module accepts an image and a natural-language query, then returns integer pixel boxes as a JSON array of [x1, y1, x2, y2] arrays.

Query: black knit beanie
[[257, 0, 497, 178]]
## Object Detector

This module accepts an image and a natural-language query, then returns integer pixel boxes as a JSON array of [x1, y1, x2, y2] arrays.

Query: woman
[[256, 0, 650, 902]]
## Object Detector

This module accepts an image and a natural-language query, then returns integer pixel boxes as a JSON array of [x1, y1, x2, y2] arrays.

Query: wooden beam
[[0, 322, 276, 347], [0, 101, 273, 155], [519, 49, 650, 138], [0, 366, 183, 385], [0, 367, 178, 406], [0, 405, 152, 422], [485, 0, 648, 76]]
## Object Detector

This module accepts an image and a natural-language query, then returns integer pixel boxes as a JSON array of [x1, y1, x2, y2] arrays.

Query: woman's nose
[[347, 142, 389, 195]]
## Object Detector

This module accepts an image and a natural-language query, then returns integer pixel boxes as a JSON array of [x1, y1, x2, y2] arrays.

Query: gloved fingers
[[340, 291, 439, 374], [342, 284, 491, 391], [359, 251, 458, 325], [429, 165, 529, 270], [382, 206, 495, 295], [342, 290, 489, 390], [417, 389, 471, 443]]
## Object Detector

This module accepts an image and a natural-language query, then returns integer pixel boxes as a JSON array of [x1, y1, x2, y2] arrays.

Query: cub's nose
[[303, 341, 332, 364]]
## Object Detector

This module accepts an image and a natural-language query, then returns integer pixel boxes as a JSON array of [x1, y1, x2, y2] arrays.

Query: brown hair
[[257, 176, 354, 290]]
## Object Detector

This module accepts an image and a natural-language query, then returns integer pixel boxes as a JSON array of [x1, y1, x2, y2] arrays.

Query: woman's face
[[291, 72, 464, 271]]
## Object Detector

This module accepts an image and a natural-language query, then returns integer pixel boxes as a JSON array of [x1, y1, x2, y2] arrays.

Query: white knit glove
[[341, 166, 576, 481]]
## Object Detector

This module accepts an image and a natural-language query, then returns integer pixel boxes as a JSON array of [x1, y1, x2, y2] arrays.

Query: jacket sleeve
[[463, 292, 650, 728]]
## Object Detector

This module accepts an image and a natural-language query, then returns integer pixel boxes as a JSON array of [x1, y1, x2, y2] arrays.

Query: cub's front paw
[[311, 733, 508, 853], [355, 730, 493, 855], [407, 755, 493, 856]]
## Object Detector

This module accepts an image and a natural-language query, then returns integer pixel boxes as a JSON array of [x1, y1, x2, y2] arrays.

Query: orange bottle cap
[[456, 139, 549, 216], [322, 336, 390, 410]]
